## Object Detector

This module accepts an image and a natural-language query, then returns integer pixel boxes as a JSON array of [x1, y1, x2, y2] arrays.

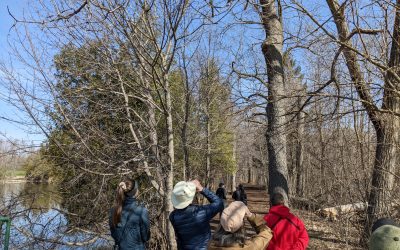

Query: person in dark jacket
[[216, 183, 227, 216], [232, 184, 247, 205], [169, 179, 223, 250], [216, 183, 227, 201], [109, 179, 150, 250]]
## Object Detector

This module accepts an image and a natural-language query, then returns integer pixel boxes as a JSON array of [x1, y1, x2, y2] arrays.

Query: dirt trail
[[210, 184, 363, 250]]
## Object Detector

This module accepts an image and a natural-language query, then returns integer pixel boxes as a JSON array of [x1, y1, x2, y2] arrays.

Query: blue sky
[[0, 0, 305, 144], [0, 0, 376, 144], [0, 0, 46, 143]]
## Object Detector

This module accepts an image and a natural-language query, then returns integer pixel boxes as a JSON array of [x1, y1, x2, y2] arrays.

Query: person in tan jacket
[[208, 201, 273, 250]]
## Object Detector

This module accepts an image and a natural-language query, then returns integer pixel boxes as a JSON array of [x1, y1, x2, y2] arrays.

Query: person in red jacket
[[263, 192, 309, 250]]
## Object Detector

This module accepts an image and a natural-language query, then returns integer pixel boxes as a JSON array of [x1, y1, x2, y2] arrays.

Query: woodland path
[[209, 184, 363, 250]]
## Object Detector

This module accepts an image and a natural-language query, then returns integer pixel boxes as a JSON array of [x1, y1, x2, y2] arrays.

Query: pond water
[[0, 182, 112, 249]]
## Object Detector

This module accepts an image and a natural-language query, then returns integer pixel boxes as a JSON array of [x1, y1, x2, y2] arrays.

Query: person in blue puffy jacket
[[169, 179, 223, 250], [109, 179, 150, 250]]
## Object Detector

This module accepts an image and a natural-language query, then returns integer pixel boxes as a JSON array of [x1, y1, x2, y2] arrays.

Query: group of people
[[109, 178, 308, 249], [108, 178, 400, 250]]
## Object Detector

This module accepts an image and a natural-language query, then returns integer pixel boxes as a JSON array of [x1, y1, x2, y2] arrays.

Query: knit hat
[[372, 218, 400, 233], [369, 219, 400, 250], [171, 181, 196, 209], [220, 201, 252, 233]]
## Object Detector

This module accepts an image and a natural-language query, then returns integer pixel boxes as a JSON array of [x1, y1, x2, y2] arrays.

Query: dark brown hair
[[111, 179, 138, 228]]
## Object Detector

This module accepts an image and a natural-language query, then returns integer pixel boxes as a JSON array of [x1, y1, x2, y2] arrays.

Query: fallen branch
[[317, 202, 368, 221]]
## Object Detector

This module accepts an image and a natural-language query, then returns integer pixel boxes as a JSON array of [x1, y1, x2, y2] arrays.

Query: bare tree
[[259, 0, 289, 203], [325, 0, 400, 235]]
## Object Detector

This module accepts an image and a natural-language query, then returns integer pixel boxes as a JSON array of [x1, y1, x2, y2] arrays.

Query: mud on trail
[[210, 184, 363, 250]]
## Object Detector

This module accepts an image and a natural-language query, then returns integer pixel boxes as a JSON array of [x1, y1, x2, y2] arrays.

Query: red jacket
[[263, 205, 309, 250]]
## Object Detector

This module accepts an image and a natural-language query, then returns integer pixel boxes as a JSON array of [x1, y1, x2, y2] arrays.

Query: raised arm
[[200, 188, 223, 220], [191, 179, 223, 220]]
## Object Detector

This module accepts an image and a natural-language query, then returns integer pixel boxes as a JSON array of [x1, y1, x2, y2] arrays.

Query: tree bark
[[165, 75, 177, 250], [182, 87, 190, 180], [260, 0, 289, 204], [367, 0, 400, 227], [182, 63, 191, 180], [206, 115, 211, 188], [295, 90, 305, 197]]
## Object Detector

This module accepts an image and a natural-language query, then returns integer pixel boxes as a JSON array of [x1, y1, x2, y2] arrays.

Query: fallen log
[[317, 202, 368, 221]]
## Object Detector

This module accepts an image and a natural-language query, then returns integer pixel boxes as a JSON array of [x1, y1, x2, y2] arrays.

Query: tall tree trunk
[[206, 115, 211, 188], [231, 134, 237, 192], [182, 87, 190, 180], [260, 0, 289, 204], [182, 63, 191, 180], [367, 0, 400, 230], [317, 109, 325, 197], [248, 162, 251, 184], [143, 75, 164, 194], [231, 173, 236, 192], [165, 77, 177, 250], [295, 90, 305, 197]]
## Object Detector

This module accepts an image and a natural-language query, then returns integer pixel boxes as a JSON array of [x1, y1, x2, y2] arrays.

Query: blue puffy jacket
[[169, 188, 223, 250], [109, 197, 150, 250]]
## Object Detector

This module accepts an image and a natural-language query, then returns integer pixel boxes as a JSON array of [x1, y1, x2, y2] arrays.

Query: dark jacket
[[232, 190, 247, 205], [216, 187, 227, 200], [169, 188, 223, 250], [109, 197, 150, 250], [264, 205, 309, 250]]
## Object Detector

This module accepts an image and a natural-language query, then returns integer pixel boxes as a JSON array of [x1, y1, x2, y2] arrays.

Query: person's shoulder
[[127, 201, 147, 214], [189, 204, 210, 216], [288, 212, 306, 228], [169, 209, 177, 221], [137, 204, 148, 214]]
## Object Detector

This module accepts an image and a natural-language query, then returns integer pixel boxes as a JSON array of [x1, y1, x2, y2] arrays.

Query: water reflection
[[0, 182, 111, 249]]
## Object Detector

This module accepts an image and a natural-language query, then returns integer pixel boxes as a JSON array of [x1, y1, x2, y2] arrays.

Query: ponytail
[[112, 179, 137, 228]]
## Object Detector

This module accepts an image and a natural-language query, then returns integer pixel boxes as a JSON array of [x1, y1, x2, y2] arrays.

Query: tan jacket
[[208, 214, 273, 250]]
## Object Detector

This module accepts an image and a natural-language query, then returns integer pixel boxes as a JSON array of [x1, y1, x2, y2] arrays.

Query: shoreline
[[0, 177, 28, 184], [0, 178, 51, 184]]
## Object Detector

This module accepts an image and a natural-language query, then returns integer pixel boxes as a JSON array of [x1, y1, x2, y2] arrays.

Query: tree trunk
[[260, 0, 289, 204], [144, 77, 164, 194], [295, 91, 305, 197], [182, 66, 191, 180], [248, 164, 251, 184], [231, 134, 237, 192], [231, 172, 236, 193], [367, 0, 400, 228], [165, 77, 177, 250], [206, 114, 211, 188], [182, 90, 190, 180]]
